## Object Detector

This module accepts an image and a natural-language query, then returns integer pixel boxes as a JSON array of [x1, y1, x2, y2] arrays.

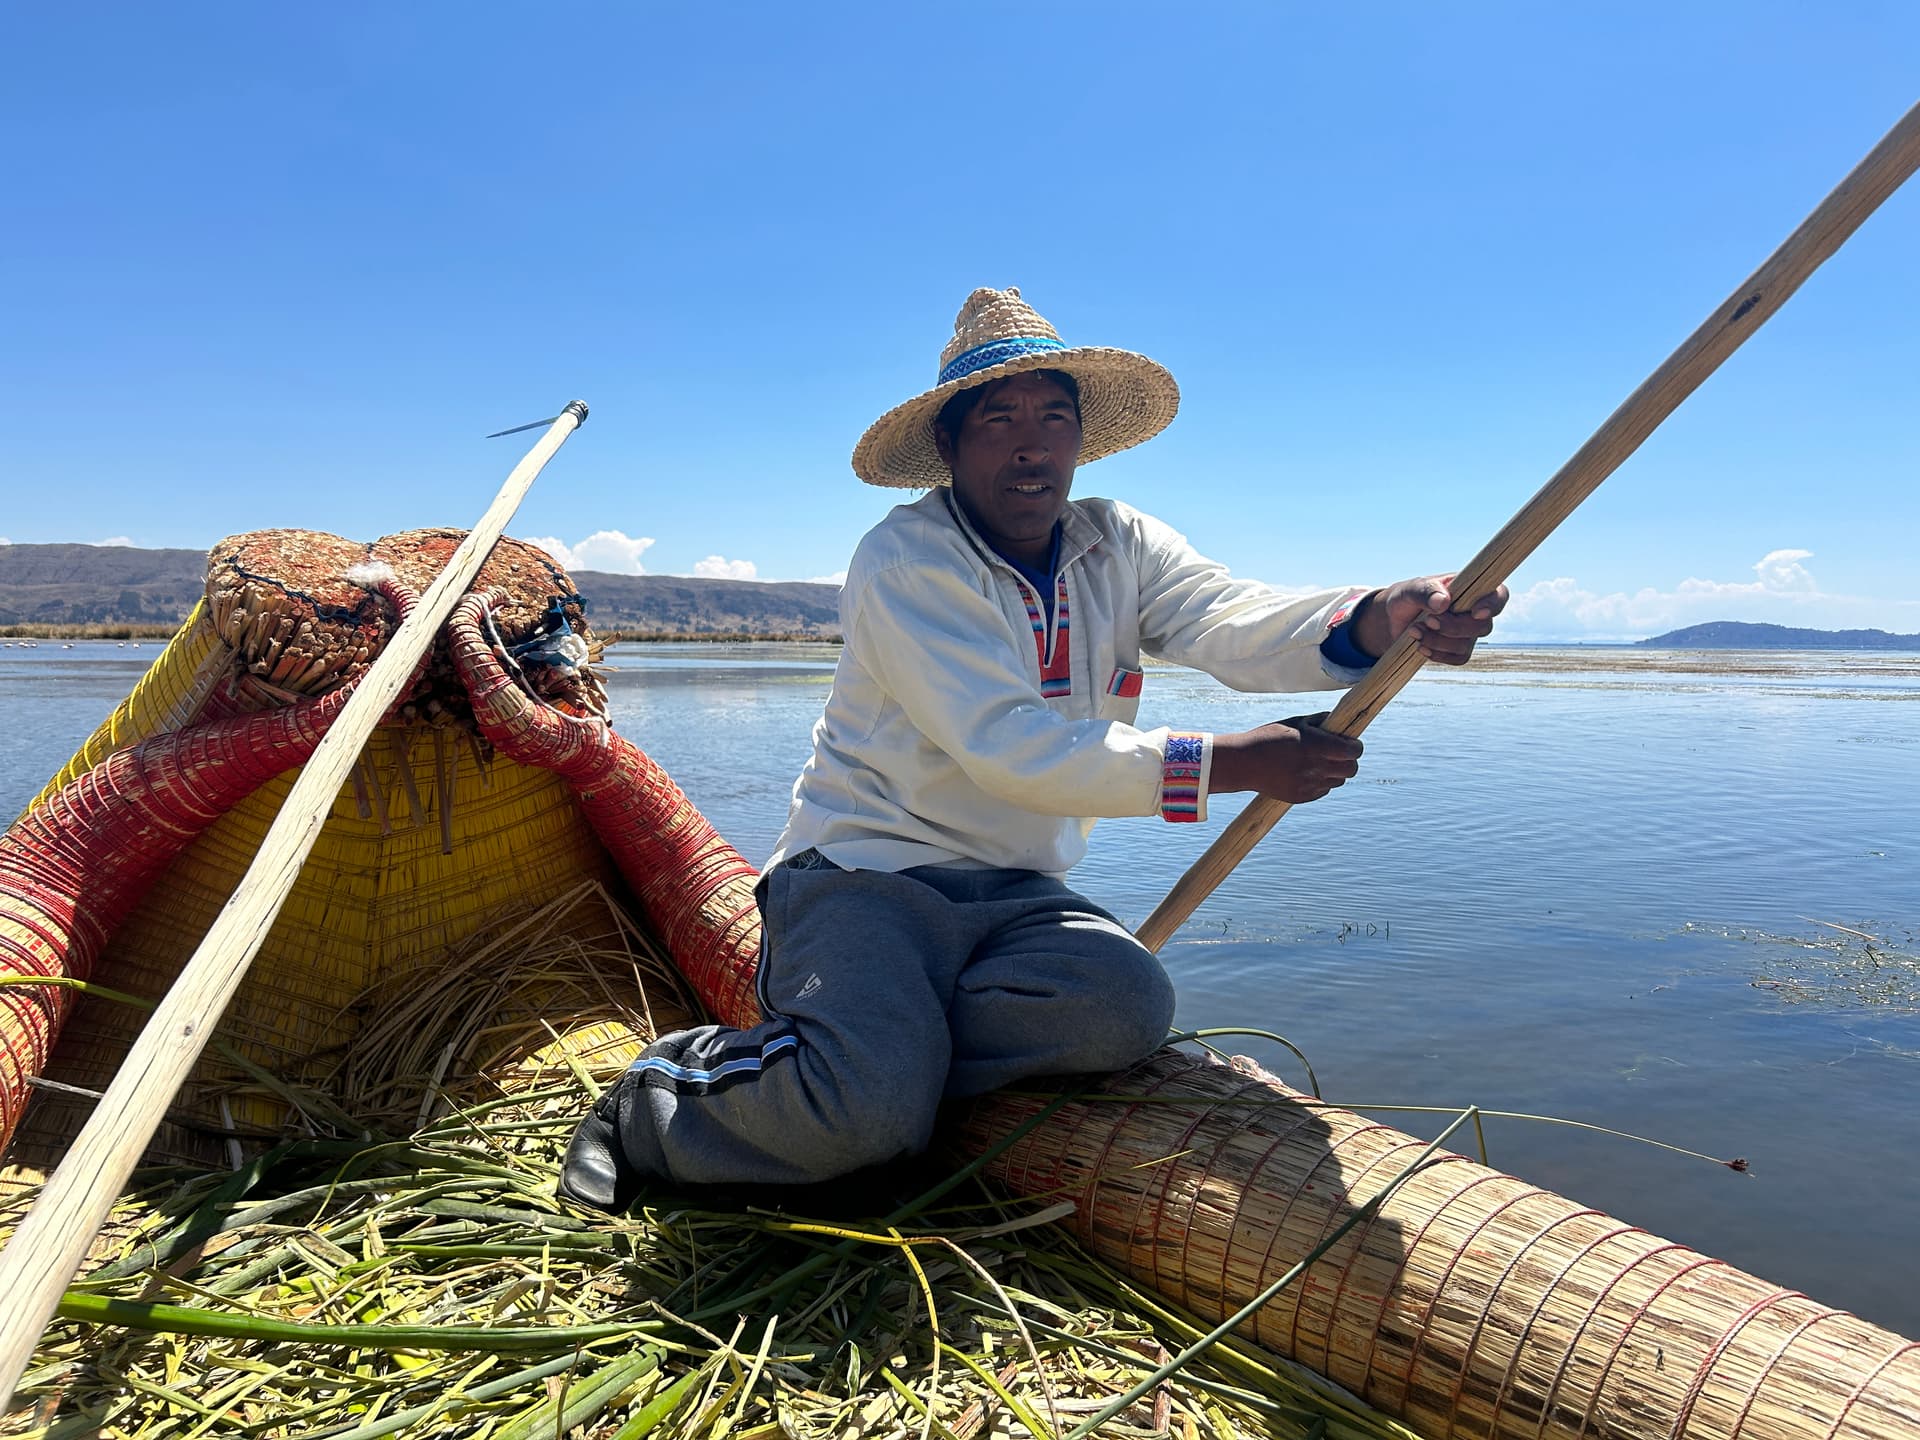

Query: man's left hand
[[1350, 575, 1508, 665]]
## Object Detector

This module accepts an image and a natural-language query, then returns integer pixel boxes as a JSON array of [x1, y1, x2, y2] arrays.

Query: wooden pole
[[0, 401, 588, 1406], [1136, 100, 1920, 955]]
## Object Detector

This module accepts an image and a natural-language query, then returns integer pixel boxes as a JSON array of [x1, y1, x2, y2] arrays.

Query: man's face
[[935, 372, 1083, 562]]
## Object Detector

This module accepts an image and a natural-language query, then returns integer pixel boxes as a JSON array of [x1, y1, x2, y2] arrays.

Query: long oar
[[1137, 101, 1920, 955], [0, 401, 589, 1405]]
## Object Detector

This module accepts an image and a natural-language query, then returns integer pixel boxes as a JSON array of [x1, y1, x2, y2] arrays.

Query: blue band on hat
[[937, 336, 1068, 386]]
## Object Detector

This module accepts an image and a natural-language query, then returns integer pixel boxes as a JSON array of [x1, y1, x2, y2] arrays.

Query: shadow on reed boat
[[2, 529, 1916, 1439]]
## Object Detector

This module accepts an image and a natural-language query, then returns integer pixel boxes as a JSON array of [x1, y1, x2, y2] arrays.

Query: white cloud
[[0, 537, 10, 546], [92, 536, 135, 547], [1745, 548, 1819, 593], [693, 555, 759, 581], [522, 530, 656, 575], [806, 571, 848, 587], [1501, 549, 1914, 643]]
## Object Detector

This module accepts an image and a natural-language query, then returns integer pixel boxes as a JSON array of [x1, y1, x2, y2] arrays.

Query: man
[[564, 287, 1503, 1198]]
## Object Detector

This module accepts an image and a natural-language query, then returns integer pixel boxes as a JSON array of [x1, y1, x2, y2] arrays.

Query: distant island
[[1638, 621, 1920, 650]]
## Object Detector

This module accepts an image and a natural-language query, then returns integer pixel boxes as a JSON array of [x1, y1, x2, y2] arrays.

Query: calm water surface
[[4, 641, 1918, 1332]]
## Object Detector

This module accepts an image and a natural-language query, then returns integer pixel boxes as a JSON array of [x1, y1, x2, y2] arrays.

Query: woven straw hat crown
[[852, 286, 1180, 488], [937, 287, 1062, 373]]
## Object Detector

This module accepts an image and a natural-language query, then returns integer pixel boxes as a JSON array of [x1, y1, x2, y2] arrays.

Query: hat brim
[[851, 346, 1180, 488]]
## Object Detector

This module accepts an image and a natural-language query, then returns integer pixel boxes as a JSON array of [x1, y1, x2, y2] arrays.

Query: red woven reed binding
[[0, 577, 416, 1157], [1, 681, 348, 1154], [446, 595, 764, 1028]]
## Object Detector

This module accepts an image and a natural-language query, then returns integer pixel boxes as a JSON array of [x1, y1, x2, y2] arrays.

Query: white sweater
[[767, 489, 1369, 877]]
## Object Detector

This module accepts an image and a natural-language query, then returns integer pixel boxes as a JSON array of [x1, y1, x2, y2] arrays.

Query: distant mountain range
[[0, 544, 211, 625], [1637, 621, 1920, 650], [574, 573, 841, 638], [0, 542, 842, 638]]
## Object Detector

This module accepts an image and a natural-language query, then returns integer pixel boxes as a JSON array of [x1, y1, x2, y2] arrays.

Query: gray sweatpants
[[567, 851, 1175, 1192]]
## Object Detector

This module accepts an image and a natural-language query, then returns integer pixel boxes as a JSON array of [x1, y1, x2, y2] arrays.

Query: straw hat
[[852, 287, 1181, 488]]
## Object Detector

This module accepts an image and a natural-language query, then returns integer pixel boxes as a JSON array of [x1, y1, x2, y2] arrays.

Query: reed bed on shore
[[0, 624, 182, 641], [596, 631, 842, 646]]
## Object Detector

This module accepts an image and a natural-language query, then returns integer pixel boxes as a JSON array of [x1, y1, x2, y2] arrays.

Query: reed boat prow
[[3, 528, 1916, 1440]]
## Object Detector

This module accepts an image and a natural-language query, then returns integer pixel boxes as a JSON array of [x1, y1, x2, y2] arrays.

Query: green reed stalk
[[54, 1293, 660, 1351], [490, 1350, 664, 1440]]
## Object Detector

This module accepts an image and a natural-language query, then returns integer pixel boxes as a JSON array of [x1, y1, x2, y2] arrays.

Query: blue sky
[[2, 3, 1915, 641]]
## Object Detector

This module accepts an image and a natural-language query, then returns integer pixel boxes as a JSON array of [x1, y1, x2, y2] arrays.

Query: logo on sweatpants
[[796, 973, 824, 1000]]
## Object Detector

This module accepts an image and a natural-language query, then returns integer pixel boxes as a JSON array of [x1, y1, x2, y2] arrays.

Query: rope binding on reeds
[[204, 527, 606, 726]]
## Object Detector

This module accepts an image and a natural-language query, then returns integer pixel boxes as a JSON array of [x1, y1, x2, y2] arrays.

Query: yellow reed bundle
[[2, 531, 627, 1188]]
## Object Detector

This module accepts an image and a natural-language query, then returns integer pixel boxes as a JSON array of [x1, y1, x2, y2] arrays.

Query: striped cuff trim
[[1160, 731, 1211, 823]]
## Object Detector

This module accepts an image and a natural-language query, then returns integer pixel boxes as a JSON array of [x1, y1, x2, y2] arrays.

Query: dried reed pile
[[5, 888, 1408, 1440]]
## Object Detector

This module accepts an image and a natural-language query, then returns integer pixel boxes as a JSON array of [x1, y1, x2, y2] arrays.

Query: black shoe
[[557, 1075, 646, 1213]]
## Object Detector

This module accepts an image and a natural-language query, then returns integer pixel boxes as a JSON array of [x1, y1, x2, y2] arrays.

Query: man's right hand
[[1208, 713, 1363, 804]]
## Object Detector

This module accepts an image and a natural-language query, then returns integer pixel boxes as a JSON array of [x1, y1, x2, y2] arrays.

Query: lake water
[[5, 640, 1918, 1334]]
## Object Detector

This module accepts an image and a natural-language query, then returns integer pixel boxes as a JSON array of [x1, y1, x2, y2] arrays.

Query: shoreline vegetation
[[1, 623, 181, 641], [597, 629, 840, 645], [0, 624, 844, 644], [1458, 647, 1918, 677], [5, 625, 1917, 680]]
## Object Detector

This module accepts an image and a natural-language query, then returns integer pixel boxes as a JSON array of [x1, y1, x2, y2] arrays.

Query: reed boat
[[3, 529, 1916, 1440]]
